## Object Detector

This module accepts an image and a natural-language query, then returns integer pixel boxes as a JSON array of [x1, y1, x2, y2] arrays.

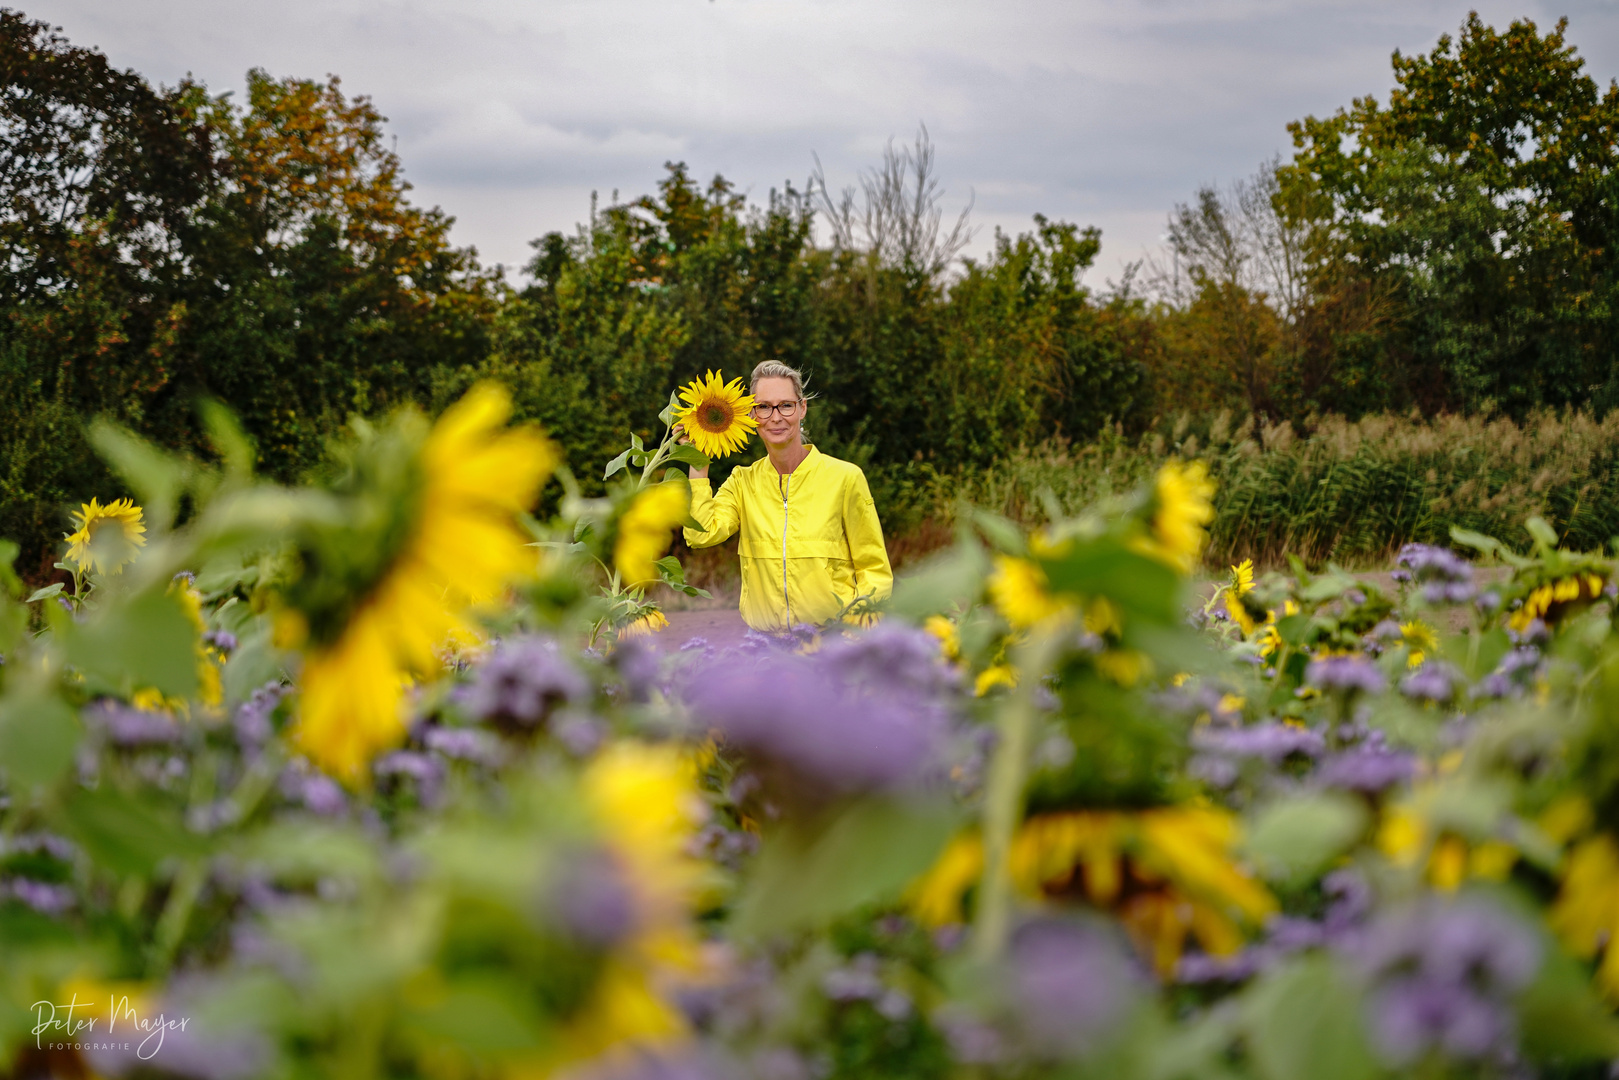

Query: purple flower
[[1316, 745, 1417, 794], [203, 629, 239, 652], [234, 682, 286, 750], [612, 638, 663, 703], [551, 849, 639, 948], [816, 623, 956, 697], [422, 725, 501, 766], [821, 953, 885, 1002], [280, 764, 347, 816], [1397, 544, 1474, 585], [1193, 722, 1324, 763], [88, 701, 181, 746], [1306, 656, 1386, 695], [462, 636, 589, 729], [7, 878, 75, 915], [1003, 918, 1143, 1057], [574, 1046, 740, 1080], [1401, 664, 1458, 703], [1349, 897, 1541, 1066], [1423, 581, 1477, 604], [682, 632, 953, 804], [375, 751, 445, 805]]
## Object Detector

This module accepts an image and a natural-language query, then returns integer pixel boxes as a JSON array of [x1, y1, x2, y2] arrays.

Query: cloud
[[26, 0, 1619, 278]]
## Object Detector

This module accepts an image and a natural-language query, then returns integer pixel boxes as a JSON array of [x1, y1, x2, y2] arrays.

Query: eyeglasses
[[751, 401, 801, 420]]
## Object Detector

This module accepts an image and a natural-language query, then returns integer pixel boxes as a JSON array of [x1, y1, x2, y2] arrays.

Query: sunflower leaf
[[26, 583, 64, 603], [630, 433, 644, 452], [602, 449, 633, 480], [664, 444, 710, 470], [658, 396, 678, 427]]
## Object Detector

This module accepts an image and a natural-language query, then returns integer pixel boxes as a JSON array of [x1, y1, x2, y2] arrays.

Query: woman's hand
[[674, 423, 708, 479]]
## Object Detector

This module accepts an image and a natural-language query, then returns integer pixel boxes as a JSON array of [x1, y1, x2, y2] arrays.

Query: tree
[[1284, 13, 1619, 414]]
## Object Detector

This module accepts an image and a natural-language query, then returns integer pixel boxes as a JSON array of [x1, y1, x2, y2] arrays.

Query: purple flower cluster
[[682, 624, 954, 804], [1401, 663, 1459, 703], [1179, 870, 1371, 985], [1473, 646, 1541, 700], [1002, 918, 1144, 1058], [461, 635, 589, 730], [550, 847, 639, 948], [1396, 544, 1476, 604], [234, 682, 287, 750], [1316, 743, 1417, 794], [87, 700, 181, 746], [1306, 656, 1386, 696], [1349, 897, 1540, 1066], [1193, 722, 1325, 763], [820, 953, 913, 1020]]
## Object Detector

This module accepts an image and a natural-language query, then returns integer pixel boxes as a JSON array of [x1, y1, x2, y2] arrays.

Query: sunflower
[[988, 555, 1074, 628], [615, 483, 690, 588], [673, 370, 758, 459], [1551, 831, 1619, 998], [510, 743, 708, 1076], [64, 497, 147, 575], [1144, 460, 1215, 574], [288, 384, 556, 784], [620, 609, 670, 638], [1230, 559, 1254, 597], [911, 806, 1274, 975]]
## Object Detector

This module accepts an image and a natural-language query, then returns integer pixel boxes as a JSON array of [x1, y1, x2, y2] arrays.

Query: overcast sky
[[24, 0, 1619, 283]]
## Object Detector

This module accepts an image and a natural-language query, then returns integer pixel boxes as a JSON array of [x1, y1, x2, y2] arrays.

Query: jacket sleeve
[[843, 469, 893, 602], [683, 475, 741, 548]]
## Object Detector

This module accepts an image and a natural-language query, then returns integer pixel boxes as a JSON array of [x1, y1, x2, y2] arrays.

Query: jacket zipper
[[780, 473, 791, 625]]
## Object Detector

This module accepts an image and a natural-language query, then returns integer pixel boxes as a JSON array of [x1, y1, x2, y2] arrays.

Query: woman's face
[[752, 376, 804, 448]]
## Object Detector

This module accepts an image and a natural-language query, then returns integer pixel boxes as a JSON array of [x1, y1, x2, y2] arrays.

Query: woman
[[681, 361, 892, 632]]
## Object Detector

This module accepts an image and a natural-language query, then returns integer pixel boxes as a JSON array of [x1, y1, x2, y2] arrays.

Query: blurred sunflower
[[1143, 460, 1215, 574], [913, 806, 1274, 975], [988, 555, 1074, 628], [620, 609, 670, 638], [615, 483, 690, 588], [1551, 831, 1619, 998], [513, 743, 708, 1076], [64, 497, 147, 575], [674, 370, 758, 459], [285, 384, 556, 784], [1510, 573, 1607, 633]]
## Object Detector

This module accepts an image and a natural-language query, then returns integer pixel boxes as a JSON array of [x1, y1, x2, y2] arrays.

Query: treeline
[[2, 9, 1617, 572]]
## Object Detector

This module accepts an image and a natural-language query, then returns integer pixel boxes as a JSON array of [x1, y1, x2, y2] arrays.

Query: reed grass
[[933, 410, 1619, 567]]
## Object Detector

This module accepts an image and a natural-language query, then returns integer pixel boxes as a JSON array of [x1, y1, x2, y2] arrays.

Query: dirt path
[[655, 608, 751, 651]]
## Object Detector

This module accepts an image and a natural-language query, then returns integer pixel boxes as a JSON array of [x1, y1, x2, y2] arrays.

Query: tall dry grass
[[936, 410, 1619, 567]]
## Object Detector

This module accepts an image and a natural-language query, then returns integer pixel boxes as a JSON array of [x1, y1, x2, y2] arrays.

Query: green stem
[[972, 629, 1060, 963], [636, 423, 678, 490]]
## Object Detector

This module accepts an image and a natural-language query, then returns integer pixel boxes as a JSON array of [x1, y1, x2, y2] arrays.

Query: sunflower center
[[699, 402, 732, 432]]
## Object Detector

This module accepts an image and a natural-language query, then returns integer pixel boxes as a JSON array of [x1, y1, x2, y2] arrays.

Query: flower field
[[6, 386, 1619, 1080]]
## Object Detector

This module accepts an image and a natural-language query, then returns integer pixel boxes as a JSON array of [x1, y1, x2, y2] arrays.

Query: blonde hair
[[750, 360, 814, 401]]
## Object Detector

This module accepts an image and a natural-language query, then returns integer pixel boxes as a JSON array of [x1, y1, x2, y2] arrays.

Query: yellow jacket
[[684, 446, 893, 631]]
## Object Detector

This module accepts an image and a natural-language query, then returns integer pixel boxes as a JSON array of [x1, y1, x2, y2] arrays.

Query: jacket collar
[[760, 443, 820, 480]]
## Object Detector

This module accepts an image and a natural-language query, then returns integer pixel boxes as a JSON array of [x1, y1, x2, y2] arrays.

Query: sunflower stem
[[972, 628, 1061, 963]]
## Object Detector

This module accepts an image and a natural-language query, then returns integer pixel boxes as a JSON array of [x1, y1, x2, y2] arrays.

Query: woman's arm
[[844, 470, 893, 601], [684, 473, 742, 548]]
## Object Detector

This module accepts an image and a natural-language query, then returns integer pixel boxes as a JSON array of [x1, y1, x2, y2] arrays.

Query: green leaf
[[1243, 954, 1378, 1080], [734, 798, 959, 936], [969, 509, 1025, 555], [0, 540, 22, 598], [1525, 516, 1560, 552], [0, 690, 82, 793], [1272, 613, 1313, 648], [664, 443, 711, 470], [198, 398, 256, 479], [25, 583, 64, 603], [59, 786, 209, 877], [602, 448, 633, 481], [654, 556, 687, 586], [630, 432, 644, 452], [88, 419, 187, 530], [1519, 942, 1619, 1060], [404, 975, 551, 1054], [221, 622, 283, 708], [1043, 542, 1183, 624], [1245, 793, 1368, 886], [62, 589, 200, 698], [888, 544, 989, 620]]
